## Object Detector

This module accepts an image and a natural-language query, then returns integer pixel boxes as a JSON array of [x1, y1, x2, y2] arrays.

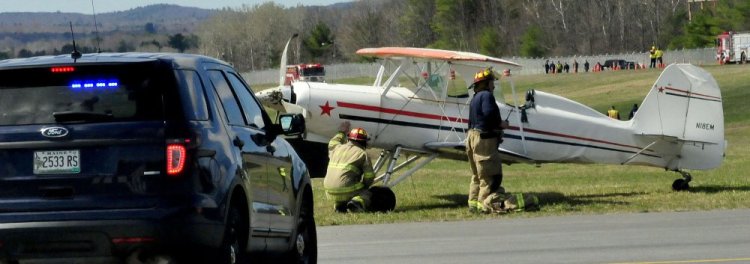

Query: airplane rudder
[[633, 64, 724, 143]]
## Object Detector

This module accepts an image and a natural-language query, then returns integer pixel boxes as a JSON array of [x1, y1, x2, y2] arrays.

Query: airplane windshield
[[494, 80, 505, 103]]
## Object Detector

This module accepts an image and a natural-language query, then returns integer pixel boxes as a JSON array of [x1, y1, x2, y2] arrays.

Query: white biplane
[[256, 38, 726, 193]]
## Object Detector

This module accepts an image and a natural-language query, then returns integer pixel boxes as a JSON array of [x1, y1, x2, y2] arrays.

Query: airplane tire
[[672, 179, 689, 191], [368, 186, 396, 212]]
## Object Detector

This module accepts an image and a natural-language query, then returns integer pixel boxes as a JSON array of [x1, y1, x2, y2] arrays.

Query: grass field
[[279, 64, 750, 226]]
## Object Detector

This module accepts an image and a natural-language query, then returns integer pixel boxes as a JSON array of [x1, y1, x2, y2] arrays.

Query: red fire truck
[[716, 31, 750, 64], [284, 63, 325, 85]]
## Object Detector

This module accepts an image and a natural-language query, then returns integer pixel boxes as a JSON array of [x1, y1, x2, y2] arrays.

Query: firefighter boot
[[347, 197, 366, 213], [334, 202, 348, 213]]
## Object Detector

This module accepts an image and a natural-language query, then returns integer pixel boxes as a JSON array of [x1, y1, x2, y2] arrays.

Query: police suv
[[0, 52, 316, 263]]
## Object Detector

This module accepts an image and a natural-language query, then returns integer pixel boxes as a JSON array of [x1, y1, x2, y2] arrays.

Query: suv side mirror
[[279, 113, 305, 137]]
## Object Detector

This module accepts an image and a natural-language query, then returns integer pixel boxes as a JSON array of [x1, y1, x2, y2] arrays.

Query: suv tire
[[288, 194, 317, 264], [218, 206, 246, 264]]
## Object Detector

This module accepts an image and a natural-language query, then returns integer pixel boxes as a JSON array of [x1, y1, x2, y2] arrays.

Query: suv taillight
[[166, 143, 187, 176]]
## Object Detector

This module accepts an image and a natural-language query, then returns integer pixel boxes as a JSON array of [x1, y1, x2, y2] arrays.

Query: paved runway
[[318, 209, 750, 264]]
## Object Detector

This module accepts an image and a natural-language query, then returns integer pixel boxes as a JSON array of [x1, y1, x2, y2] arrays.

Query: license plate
[[33, 150, 81, 174]]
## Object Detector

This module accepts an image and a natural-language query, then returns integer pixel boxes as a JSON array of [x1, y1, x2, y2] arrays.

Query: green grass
[[293, 65, 750, 226]]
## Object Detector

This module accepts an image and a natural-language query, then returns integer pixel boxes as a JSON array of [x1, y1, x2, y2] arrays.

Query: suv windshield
[[0, 61, 170, 125]]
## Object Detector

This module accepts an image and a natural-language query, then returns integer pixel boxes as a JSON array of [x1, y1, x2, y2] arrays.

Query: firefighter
[[324, 121, 375, 213], [467, 67, 507, 213], [607, 105, 621, 120], [655, 47, 664, 67]]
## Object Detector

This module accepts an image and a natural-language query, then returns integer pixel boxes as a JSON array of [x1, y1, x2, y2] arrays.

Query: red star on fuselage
[[658, 86, 664, 93], [319, 101, 335, 116]]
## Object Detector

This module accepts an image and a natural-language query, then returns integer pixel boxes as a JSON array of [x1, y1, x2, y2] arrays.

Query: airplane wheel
[[368, 186, 396, 212], [672, 179, 690, 191]]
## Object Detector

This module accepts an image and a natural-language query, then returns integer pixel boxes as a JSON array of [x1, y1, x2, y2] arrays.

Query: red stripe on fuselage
[[336, 101, 468, 123], [506, 126, 649, 151], [336, 101, 648, 152]]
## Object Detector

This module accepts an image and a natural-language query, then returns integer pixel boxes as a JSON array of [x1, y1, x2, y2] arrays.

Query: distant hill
[[0, 4, 214, 35]]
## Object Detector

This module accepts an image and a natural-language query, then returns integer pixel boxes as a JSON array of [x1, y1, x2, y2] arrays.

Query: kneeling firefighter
[[324, 121, 375, 213]]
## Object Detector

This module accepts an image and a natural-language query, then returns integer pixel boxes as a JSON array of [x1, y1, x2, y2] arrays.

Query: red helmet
[[347, 127, 369, 142]]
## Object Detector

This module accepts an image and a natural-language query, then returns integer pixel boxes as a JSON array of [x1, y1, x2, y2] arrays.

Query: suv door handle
[[233, 136, 245, 148]]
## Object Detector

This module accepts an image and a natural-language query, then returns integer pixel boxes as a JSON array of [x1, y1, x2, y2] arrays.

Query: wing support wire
[[373, 145, 439, 188], [621, 140, 658, 165]]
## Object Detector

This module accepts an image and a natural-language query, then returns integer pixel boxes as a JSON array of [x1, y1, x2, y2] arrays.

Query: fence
[[242, 48, 716, 86]]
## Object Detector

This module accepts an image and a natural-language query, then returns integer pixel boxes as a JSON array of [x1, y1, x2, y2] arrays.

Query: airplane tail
[[631, 64, 725, 170]]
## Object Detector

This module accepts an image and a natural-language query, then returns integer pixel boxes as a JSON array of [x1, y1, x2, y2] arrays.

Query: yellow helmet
[[472, 67, 498, 85]]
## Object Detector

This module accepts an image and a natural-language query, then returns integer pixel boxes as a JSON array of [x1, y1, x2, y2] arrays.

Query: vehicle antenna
[[91, 0, 101, 53], [69, 22, 82, 62]]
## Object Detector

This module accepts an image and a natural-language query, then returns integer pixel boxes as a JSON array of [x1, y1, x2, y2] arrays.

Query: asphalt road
[[318, 209, 750, 264]]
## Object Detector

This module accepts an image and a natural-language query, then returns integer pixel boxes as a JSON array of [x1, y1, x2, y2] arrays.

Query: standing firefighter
[[607, 105, 621, 120], [466, 68, 507, 213], [324, 121, 375, 213]]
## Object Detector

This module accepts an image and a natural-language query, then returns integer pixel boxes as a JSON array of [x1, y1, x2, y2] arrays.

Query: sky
[[0, 0, 352, 13]]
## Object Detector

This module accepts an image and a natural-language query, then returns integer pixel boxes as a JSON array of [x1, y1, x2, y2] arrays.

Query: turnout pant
[[466, 130, 503, 211]]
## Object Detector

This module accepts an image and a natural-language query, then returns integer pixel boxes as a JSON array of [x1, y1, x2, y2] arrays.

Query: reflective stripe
[[351, 196, 365, 205], [328, 162, 362, 175], [515, 193, 525, 211], [363, 171, 375, 179], [325, 182, 365, 194]]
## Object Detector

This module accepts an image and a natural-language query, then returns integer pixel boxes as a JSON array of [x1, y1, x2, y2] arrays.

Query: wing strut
[[506, 73, 528, 154], [381, 59, 409, 95], [373, 145, 439, 188]]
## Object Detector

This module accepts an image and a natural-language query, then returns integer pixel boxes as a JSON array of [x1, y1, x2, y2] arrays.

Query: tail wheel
[[672, 179, 690, 191], [217, 206, 246, 264], [289, 194, 317, 264], [672, 171, 692, 191]]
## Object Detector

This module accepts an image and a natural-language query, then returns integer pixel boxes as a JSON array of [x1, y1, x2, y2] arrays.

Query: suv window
[[208, 70, 245, 126], [176, 70, 209, 121], [0, 62, 168, 126], [226, 72, 265, 129]]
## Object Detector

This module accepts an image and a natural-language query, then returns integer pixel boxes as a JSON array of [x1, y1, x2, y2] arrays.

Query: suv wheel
[[218, 206, 245, 264], [289, 196, 317, 263]]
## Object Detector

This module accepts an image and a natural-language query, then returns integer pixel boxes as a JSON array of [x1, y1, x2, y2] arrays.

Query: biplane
[[256, 38, 726, 193]]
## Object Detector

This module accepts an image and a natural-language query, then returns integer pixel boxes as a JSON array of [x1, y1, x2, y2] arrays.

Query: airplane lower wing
[[423, 141, 535, 164]]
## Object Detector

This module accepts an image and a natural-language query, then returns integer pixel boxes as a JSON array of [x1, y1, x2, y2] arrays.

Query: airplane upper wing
[[423, 141, 535, 164], [356, 47, 522, 68]]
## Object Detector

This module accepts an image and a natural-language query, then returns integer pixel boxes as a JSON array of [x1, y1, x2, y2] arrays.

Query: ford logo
[[41, 127, 69, 138]]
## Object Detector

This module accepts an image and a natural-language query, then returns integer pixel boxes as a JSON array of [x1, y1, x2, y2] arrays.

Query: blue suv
[[0, 53, 316, 263]]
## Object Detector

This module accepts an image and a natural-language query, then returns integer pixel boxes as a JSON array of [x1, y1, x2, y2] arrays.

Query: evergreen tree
[[168, 33, 199, 53], [478, 27, 502, 57], [519, 25, 546, 58], [431, 0, 465, 49], [303, 22, 334, 61]]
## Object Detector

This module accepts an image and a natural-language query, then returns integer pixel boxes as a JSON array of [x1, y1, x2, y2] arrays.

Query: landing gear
[[672, 171, 692, 191]]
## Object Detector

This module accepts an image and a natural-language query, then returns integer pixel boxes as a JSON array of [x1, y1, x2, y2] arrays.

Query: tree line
[[4, 0, 748, 73], [195, 0, 749, 72]]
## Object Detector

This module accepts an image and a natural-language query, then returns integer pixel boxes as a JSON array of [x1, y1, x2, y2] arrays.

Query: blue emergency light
[[70, 79, 119, 90]]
